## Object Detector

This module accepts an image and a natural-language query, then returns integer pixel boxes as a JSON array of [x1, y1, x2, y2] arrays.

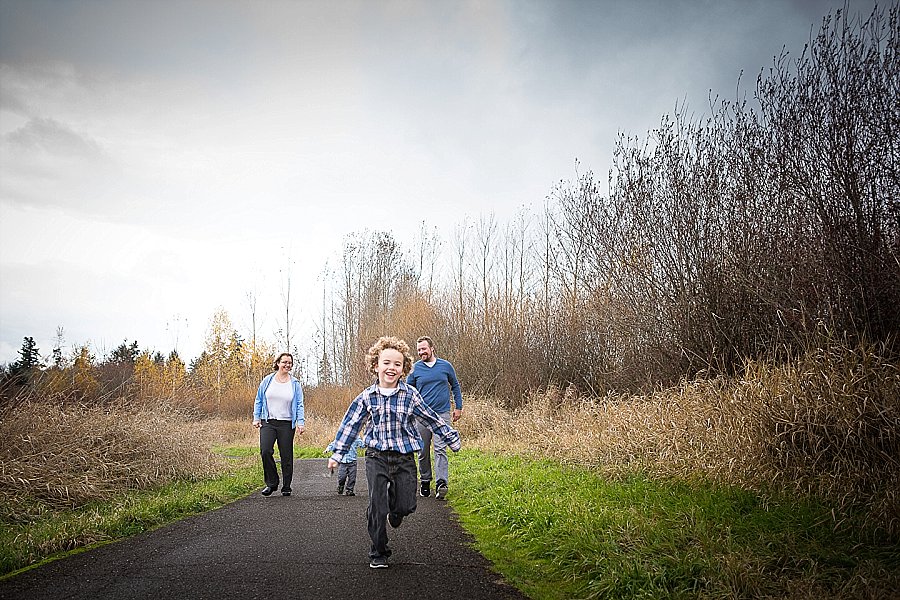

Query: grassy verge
[[0, 444, 321, 579], [448, 450, 900, 600]]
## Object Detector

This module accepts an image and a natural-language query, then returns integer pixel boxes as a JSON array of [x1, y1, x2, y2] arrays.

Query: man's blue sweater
[[407, 358, 462, 414]]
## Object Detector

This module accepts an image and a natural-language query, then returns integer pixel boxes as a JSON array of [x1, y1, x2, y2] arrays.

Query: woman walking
[[252, 353, 305, 496]]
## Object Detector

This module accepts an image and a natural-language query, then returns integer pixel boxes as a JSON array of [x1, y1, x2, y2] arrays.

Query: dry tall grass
[[0, 397, 222, 522], [3, 339, 894, 543], [456, 341, 900, 538], [206, 414, 348, 451]]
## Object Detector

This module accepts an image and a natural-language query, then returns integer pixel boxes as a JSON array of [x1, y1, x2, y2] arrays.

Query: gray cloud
[[7, 116, 105, 158], [0, 115, 121, 214]]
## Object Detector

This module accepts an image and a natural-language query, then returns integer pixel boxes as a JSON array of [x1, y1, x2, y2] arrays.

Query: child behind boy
[[325, 436, 365, 496], [327, 336, 461, 569]]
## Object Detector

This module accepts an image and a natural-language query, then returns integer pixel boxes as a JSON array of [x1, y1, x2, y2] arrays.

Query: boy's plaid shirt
[[329, 380, 461, 460]]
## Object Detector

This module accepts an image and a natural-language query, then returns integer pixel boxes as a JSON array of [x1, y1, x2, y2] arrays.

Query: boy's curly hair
[[366, 336, 414, 376]]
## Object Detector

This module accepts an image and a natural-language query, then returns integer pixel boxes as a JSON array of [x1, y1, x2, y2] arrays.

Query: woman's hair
[[366, 336, 413, 376], [272, 352, 294, 372]]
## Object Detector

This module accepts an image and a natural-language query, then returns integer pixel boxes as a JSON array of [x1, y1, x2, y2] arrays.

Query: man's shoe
[[261, 486, 276, 496], [420, 481, 430, 497], [369, 556, 389, 569], [345, 490, 355, 496], [435, 480, 448, 500], [388, 512, 403, 528], [281, 488, 292, 496]]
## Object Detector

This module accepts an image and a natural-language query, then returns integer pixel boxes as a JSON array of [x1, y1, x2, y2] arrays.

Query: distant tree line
[[0, 308, 277, 416]]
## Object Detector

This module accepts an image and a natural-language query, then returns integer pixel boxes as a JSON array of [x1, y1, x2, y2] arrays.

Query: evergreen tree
[[10, 336, 42, 385], [108, 340, 139, 365]]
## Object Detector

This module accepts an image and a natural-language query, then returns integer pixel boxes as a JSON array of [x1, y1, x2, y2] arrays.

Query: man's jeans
[[417, 411, 451, 484], [365, 449, 417, 559]]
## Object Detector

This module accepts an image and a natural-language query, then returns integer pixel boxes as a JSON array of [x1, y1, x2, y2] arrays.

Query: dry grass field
[[1, 340, 897, 555], [454, 341, 899, 537]]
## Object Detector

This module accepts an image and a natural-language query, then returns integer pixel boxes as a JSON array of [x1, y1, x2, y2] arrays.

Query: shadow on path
[[0, 458, 527, 600]]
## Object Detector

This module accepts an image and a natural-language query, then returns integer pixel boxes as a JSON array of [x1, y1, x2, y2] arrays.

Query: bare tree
[[278, 251, 295, 352], [475, 213, 497, 326]]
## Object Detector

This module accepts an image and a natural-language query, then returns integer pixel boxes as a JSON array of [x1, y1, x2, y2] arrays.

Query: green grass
[[447, 451, 900, 599], [5, 447, 898, 598], [0, 444, 322, 579]]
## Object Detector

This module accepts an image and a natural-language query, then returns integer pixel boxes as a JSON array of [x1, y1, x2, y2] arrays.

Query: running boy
[[327, 336, 461, 569]]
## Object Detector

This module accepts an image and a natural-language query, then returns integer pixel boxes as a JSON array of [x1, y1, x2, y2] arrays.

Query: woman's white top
[[265, 377, 293, 420]]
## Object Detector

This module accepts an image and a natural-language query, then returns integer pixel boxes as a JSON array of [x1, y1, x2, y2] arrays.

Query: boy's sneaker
[[419, 481, 430, 497], [369, 556, 389, 569], [337, 484, 344, 495], [435, 479, 448, 500], [388, 512, 403, 528]]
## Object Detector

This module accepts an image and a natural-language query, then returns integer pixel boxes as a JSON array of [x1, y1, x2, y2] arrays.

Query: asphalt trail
[[0, 458, 527, 600]]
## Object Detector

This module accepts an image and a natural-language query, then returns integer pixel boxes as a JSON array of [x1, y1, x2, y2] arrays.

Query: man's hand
[[451, 408, 462, 422]]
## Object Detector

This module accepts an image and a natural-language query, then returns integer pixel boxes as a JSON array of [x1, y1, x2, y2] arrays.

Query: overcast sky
[[0, 0, 879, 367]]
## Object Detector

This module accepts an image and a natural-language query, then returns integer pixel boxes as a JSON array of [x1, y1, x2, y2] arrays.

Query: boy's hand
[[327, 458, 338, 471]]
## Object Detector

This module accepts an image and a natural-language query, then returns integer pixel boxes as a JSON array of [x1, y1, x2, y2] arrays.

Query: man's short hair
[[416, 335, 434, 348]]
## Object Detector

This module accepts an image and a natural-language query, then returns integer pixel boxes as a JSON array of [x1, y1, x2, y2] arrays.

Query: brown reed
[[0, 397, 222, 522], [4, 338, 894, 542], [455, 340, 899, 538]]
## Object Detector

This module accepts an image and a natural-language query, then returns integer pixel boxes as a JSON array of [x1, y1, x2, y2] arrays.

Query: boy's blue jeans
[[365, 449, 417, 559], [337, 461, 357, 492]]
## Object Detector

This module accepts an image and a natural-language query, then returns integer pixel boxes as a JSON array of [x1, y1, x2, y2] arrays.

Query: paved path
[[0, 458, 527, 600]]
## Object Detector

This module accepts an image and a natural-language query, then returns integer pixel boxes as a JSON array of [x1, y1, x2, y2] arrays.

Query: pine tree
[[10, 336, 42, 385]]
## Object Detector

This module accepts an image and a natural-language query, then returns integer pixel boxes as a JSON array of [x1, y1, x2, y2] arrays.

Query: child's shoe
[[435, 479, 448, 499], [337, 483, 344, 495], [345, 489, 355, 496]]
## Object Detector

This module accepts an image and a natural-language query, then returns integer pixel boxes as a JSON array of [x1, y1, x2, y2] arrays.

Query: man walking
[[407, 336, 463, 499]]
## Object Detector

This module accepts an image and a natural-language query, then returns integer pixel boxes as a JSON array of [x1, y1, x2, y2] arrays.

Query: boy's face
[[376, 348, 404, 388]]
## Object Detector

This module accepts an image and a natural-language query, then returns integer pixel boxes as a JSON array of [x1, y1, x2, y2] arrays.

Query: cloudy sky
[[0, 0, 878, 366]]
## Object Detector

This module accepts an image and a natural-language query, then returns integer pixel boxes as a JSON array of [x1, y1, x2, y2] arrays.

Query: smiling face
[[376, 348, 405, 388], [416, 339, 434, 362], [275, 353, 293, 375]]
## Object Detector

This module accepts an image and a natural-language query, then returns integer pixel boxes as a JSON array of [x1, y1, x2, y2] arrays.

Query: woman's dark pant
[[365, 449, 417, 559], [259, 419, 295, 491]]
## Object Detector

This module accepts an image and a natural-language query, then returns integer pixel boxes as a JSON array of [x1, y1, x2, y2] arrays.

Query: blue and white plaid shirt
[[329, 380, 461, 461]]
